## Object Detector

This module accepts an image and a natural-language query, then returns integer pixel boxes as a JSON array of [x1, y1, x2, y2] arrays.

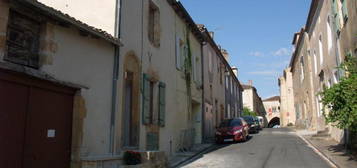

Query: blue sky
[[180, 0, 311, 99]]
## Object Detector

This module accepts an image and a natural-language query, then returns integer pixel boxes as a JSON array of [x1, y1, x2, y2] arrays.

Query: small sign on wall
[[47, 129, 56, 138]]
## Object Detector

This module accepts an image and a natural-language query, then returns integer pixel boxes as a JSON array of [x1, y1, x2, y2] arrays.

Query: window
[[316, 95, 323, 117], [333, 70, 339, 83], [332, 0, 341, 34], [340, 0, 348, 24], [149, 81, 155, 124], [158, 82, 166, 127], [300, 56, 305, 81], [195, 56, 200, 84], [319, 35, 323, 65], [225, 75, 229, 89], [230, 77, 233, 94], [327, 17, 333, 52], [192, 54, 196, 81], [175, 37, 187, 71], [219, 64, 223, 84], [208, 51, 212, 73], [5, 11, 40, 68], [313, 50, 318, 74], [148, 1, 160, 47]]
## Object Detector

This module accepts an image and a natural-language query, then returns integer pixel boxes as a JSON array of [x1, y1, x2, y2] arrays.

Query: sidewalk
[[168, 143, 215, 168], [296, 129, 357, 168]]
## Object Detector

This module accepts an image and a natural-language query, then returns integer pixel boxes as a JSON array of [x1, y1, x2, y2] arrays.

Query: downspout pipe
[[109, 0, 123, 155], [201, 41, 205, 143]]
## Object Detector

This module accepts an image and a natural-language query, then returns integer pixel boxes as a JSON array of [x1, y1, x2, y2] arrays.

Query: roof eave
[[18, 0, 122, 46]]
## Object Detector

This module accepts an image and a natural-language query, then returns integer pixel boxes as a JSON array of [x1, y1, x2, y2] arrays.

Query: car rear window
[[219, 119, 232, 127], [243, 116, 254, 122], [230, 120, 242, 126]]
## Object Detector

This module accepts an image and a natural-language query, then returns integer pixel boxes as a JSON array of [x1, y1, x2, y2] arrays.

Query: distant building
[[279, 67, 296, 127], [242, 83, 266, 117], [263, 96, 281, 127]]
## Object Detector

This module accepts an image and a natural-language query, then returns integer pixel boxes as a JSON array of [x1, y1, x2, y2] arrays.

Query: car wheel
[[242, 134, 247, 142]]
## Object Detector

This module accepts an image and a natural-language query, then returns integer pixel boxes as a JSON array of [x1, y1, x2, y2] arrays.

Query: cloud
[[272, 48, 291, 56], [254, 60, 290, 69], [249, 51, 264, 57], [247, 70, 280, 76]]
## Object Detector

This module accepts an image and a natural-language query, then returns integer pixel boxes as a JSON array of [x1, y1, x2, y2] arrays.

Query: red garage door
[[0, 69, 75, 168]]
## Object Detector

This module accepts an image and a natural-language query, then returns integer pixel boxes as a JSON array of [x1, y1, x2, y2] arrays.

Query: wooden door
[[0, 80, 28, 168], [0, 69, 75, 168]]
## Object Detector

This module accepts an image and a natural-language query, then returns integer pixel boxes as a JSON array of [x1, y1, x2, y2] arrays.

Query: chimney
[[232, 67, 238, 78], [248, 80, 253, 86], [221, 49, 229, 62], [209, 31, 214, 39]]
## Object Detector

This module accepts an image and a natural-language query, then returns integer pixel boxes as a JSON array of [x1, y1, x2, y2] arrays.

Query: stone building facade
[[288, 0, 357, 143], [242, 83, 266, 117], [278, 67, 296, 127], [199, 25, 243, 143], [0, 0, 245, 167], [0, 0, 121, 167], [263, 96, 281, 127]]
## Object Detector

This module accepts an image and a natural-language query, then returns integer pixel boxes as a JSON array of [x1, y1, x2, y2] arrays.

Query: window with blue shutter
[[341, 0, 348, 23], [158, 82, 166, 127], [142, 74, 151, 125], [332, 0, 341, 34]]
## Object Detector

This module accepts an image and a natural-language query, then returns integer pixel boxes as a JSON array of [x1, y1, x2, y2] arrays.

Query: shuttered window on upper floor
[[158, 82, 166, 127], [148, 0, 160, 47], [340, 0, 348, 24], [5, 11, 40, 68]]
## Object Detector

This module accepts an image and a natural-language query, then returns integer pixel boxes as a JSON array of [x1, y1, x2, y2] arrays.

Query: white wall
[[42, 25, 115, 157], [118, 0, 203, 156], [38, 0, 117, 35]]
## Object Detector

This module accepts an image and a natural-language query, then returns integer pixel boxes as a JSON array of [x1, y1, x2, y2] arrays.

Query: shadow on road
[[328, 144, 357, 161], [177, 135, 254, 167]]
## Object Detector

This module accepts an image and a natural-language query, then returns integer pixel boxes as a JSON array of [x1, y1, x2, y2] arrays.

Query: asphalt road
[[180, 128, 332, 168]]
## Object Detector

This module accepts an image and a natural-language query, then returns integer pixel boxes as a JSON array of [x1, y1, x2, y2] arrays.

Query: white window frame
[[313, 50, 318, 75], [319, 35, 324, 65]]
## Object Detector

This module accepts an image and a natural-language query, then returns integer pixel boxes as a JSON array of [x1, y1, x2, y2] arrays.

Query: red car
[[215, 118, 249, 144]]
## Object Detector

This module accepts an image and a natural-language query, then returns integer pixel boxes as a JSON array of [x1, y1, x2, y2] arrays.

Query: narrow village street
[[180, 128, 332, 168], [0, 0, 356, 168]]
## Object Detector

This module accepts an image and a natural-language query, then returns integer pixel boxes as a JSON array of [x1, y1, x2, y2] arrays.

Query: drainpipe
[[109, 0, 123, 155], [201, 39, 207, 143]]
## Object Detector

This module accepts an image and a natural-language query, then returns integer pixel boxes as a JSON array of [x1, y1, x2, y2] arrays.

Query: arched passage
[[268, 117, 280, 128]]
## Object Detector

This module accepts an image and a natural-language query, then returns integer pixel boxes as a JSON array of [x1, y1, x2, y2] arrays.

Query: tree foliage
[[243, 107, 257, 116], [320, 54, 357, 132]]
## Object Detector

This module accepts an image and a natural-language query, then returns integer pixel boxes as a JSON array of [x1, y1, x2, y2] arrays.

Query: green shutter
[[146, 132, 159, 151], [158, 82, 166, 127], [142, 74, 151, 125], [341, 0, 348, 23], [332, 0, 341, 34], [332, 0, 337, 16]]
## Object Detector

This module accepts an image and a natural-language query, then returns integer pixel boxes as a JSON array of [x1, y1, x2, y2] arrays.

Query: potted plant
[[123, 151, 142, 165]]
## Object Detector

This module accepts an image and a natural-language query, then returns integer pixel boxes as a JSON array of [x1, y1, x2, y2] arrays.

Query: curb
[[296, 134, 339, 168], [170, 144, 216, 168]]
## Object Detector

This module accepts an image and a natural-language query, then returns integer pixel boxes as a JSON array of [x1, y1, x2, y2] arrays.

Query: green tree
[[243, 107, 257, 116], [320, 54, 357, 132], [320, 53, 357, 151]]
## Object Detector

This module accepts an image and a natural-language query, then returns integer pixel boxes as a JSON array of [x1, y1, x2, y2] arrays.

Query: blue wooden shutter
[[341, 0, 348, 23], [332, 0, 341, 34], [142, 74, 151, 125], [158, 82, 166, 127]]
